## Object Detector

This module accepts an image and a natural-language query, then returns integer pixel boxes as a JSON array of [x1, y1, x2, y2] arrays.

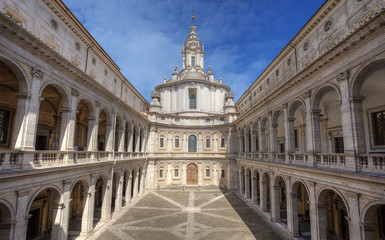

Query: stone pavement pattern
[[96, 187, 290, 240]]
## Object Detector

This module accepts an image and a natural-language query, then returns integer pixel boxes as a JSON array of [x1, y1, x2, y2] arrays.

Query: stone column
[[166, 163, 172, 185], [182, 163, 187, 186], [245, 170, 250, 198], [14, 190, 30, 240], [127, 128, 133, 152], [102, 171, 112, 221], [13, 93, 30, 149], [135, 128, 141, 152], [80, 182, 93, 236], [139, 169, 145, 194], [133, 170, 139, 197], [59, 107, 72, 151], [87, 116, 97, 151], [105, 121, 113, 152], [271, 182, 280, 221], [213, 163, 218, 186], [258, 120, 266, 153], [287, 118, 296, 153], [59, 180, 72, 240], [251, 127, 257, 153], [125, 171, 132, 203], [251, 175, 256, 203], [244, 130, 249, 153], [238, 168, 242, 193], [114, 173, 123, 213], [289, 191, 299, 236], [260, 177, 267, 212], [270, 121, 278, 154], [311, 109, 322, 154], [21, 68, 43, 150], [308, 181, 319, 240], [338, 71, 359, 170], [198, 163, 202, 186], [347, 191, 361, 240], [118, 125, 125, 152], [304, 91, 316, 163], [285, 185, 294, 236]]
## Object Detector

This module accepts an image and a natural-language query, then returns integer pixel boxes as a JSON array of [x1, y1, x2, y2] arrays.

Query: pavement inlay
[[96, 187, 290, 240]]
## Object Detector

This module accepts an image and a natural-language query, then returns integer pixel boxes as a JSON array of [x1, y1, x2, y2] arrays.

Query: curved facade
[[0, 0, 385, 240]]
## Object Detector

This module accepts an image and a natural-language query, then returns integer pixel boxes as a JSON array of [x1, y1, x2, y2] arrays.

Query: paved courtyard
[[96, 186, 291, 240]]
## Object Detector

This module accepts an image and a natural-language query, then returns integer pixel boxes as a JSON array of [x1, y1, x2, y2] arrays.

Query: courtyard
[[94, 186, 291, 240]]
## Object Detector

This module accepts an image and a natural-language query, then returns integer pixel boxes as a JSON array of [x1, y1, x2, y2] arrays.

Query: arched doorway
[[318, 189, 349, 240], [26, 188, 61, 239], [362, 203, 385, 240], [186, 163, 198, 185], [68, 180, 89, 238], [291, 181, 310, 238], [93, 175, 107, 228], [74, 99, 93, 151], [273, 176, 287, 224], [0, 201, 14, 239]]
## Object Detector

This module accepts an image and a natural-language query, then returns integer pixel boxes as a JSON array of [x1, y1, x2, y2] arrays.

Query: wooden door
[[187, 163, 198, 185]]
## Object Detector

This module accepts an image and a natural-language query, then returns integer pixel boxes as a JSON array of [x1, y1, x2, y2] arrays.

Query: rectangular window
[[205, 168, 210, 178], [159, 136, 164, 148], [0, 108, 13, 148], [174, 137, 180, 149], [372, 110, 385, 146], [174, 168, 179, 178], [221, 169, 225, 178], [159, 169, 164, 178], [220, 138, 225, 149], [205, 137, 211, 149], [335, 137, 344, 153], [189, 89, 197, 109], [191, 56, 195, 67]]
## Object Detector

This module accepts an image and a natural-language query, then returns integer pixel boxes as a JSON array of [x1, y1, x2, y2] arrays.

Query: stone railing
[[0, 151, 24, 169], [289, 153, 309, 165], [0, 150, 147, 169], [314, 153, 346, 169], [359, 153, 385, 174], [153, 152, 226, 158]]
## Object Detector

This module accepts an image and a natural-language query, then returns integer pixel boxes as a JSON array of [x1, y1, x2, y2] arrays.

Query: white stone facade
[[0, 0, 385, 240]]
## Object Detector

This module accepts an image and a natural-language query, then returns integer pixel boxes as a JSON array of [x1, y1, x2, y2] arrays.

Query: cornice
[[236, 7, 385, 123], [0, 12, 149, 123], [154, 79, 231, 91]]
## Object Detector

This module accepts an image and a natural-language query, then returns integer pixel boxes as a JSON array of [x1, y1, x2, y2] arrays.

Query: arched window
[[191, 56, 196, 67], [220, 137, 225, 149], [221, 169, 225, 178], [159, 135, 165, 149], [159, 167, 164, 179], [188, 135, 197, 152], [174, 136, 180, 149], [205, 167, 211, 178], [205, 137, 211, 149], [174, 167, 179, 178]]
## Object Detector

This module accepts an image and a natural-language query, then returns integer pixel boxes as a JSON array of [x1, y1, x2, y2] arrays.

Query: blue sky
[[62, 0, 325, 103]]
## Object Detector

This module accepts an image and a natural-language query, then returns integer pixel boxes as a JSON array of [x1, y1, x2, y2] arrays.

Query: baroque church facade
[[0, 0, 384, 240]]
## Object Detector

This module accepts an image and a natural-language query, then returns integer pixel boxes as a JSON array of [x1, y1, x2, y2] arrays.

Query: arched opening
[[261, 117, 270, 154], [130, 169, 135, 198], [288, 100, 307, 153], [68, 180, 89, 238], [122, 170, 128, 206], [0, 201, 14, 239], [26, 188, 61, 239], [291, 181, 310, 238], [240, 167, 245, 195], [35, 85, 67, 150], [363, 203, 385, 240], [261, 172, 270, 212], [253, 170, 260, 205], [139, 128, 144, 152], [247, 168, 252, 199], [188, 135, 197, 153], [0, 61, 19, 150], [351, 61, 385, 155], [186, 163, 198, 185], [74, 99, 93, 151], [241, 129, 245, 153], [272, 110, 285, 155], [318, 189, 349, 240], [312, 86, 342, 153], [273, 176, 287, 225], [93, 175, 107, 227], [97, 109, 108, 151]]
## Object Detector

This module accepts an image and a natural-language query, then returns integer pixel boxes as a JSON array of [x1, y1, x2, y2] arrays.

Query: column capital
[[17, 189, 30, 197], [336, 70, 350, 82], [32, 68, 44, 80]]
